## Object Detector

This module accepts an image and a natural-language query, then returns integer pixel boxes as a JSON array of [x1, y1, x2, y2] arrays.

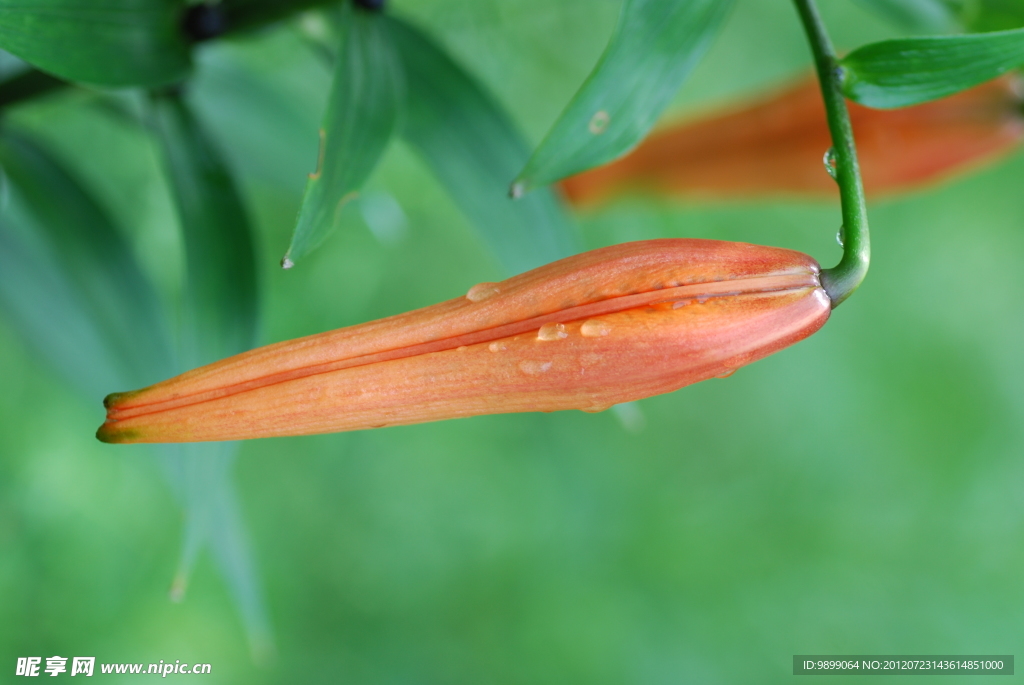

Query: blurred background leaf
[[0, 0, 191, 87], [854, 0, 962, 33], [285, 4, 403, 267], [959, 0, 1024, 31], [841, 27, 1024, 108], [387, 15, 579, 273], [147, 90, 270, 659], [512, 0, 735, 194], [0, 126, 172, 394], [148, 90, 258, 365]]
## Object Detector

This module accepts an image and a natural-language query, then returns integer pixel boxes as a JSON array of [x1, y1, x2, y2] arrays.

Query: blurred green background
[[2, 1, 1023, 682]]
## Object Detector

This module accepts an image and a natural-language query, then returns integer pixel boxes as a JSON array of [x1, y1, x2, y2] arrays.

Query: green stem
[[793, 0, 869, 308]]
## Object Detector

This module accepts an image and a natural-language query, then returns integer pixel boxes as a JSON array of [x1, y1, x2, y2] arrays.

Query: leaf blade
[[285, 4, 402, 266], [386, 16, 579, 275], [840, 27, 1024, 108], [148, 92, 259, 365], [0, 0, 191, 87], [0, 127, 172, 394], [512, 0, 735, 193]]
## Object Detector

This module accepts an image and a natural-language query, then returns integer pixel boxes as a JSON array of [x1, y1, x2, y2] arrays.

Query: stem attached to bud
[[793, 0, 870, 308]]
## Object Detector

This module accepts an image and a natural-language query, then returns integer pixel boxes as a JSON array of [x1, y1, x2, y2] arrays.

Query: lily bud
[[97, 240, 830, 443], [561, 75, 1023, 206]]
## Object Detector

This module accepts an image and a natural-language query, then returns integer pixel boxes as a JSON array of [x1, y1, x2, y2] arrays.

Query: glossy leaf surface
[[0, 0, 190, 87], [512, 0, 734, 193], [149, 92, 259, 365], [386, 16, 578, 275], [841, 27, 1024, 108], [0, 127, 171, 394], [284, 4, 402, 266]]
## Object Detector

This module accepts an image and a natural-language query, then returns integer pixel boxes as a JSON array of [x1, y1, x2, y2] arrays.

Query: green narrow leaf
[[160, 443, 273, 663], [0, 0, 191, 87], [840, 27, 1024, 108], [386, 16, 579, 275], [146, 94, 270, 658], [284, 4, 402, 267], [854, 0, 961, 33], [512, 0, 735, 194], [148, 91, 259, 365], [0, 127, 172, 394]]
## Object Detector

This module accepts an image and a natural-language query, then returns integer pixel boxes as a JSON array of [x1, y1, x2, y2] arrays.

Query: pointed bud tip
[[95, 422, 141, 444]]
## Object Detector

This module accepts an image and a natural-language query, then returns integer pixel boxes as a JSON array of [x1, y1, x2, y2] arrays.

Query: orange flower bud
[[560, 75, 1023, 206], [97, 240, 830, 443]]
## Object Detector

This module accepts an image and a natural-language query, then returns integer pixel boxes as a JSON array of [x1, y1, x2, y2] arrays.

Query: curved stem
[[793, 0, 869, 308]]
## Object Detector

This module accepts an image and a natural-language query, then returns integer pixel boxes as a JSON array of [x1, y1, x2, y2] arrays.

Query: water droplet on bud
[[488, 342, 506, 353], [836, 225, 845, 247], [581, 404, 611, 413], [716, 369, 737, 379], [580, 319, 612, 337], [519, 360, 553, 375], [672, 300, 692, 309], [537, 323, 568, 341], [466, 282, 500, 302], [589, 110, 610, 134]]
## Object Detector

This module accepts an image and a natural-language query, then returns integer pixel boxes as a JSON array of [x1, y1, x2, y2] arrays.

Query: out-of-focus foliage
[[1, 1, 1024, 683], [0, 128, 171, 393], [513, 0, 735, 194], [855, 0, 961, 33], [148, 92, 259, 365], [0, 0, 190, 86], [387, 15, 579, 273], [959, 0, 1024, 31]]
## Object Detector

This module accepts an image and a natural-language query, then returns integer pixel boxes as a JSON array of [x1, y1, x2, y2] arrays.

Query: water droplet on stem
[[823, 147, 838, 181]]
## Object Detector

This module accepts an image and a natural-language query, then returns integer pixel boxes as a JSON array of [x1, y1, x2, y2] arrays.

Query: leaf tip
[[169, 573, 188, 603]]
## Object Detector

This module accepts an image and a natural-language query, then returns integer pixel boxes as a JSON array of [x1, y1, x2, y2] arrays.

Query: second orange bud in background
[[561, 75, 1024, 206]]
